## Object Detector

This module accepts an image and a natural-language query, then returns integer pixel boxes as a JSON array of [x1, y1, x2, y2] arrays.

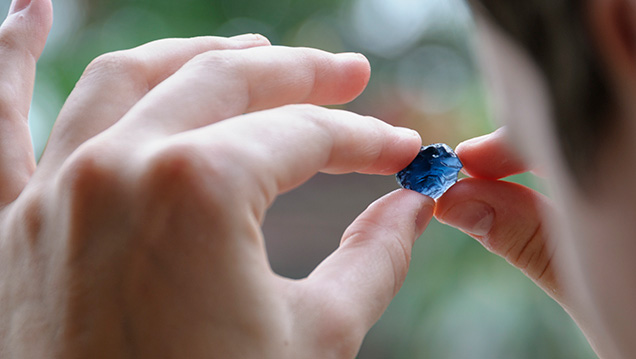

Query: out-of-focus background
[[4, 0, 595, 357]]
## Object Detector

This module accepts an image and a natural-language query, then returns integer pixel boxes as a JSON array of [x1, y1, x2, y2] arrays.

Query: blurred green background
[[4, 0, 595, 357]]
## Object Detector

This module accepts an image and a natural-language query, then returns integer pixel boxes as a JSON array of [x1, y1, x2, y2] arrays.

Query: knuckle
[[275, 104, 334, 138], [502, 223, 544, 271], [6, 189, 46, 247], [56, 144, 130, 259], [342, 224, 410, 296], [58, 144, 123, 199], [191, 50, 237, 69], [292, 104, 338, 130], [82, 51, 146, 86], [0, 25, 21, 55], [381, 234, 412, 293], [134, 141, 249, 243], [140, 141, 241, 206], [143, 143, 205, 187], [180, 51, 251, 113], [186, 50, 242, 80], [144, 143, 203, 182]]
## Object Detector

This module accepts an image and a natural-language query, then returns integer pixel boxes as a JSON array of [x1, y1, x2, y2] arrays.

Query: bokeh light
[[395, 45, 472, 114]]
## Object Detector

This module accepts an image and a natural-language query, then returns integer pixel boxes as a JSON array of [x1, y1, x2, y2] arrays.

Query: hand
[[435, 128, 559, 298], [0, 1, 434, 358], [434, 127, 606, 355]]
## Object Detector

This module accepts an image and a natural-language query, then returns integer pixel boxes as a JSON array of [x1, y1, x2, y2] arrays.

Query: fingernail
[[439, 201, 494, 237], [336, 52, 367, 61], [230, 33, 265, 42], [395, 127, 420, 139], [10, 0, 31, 14], [415, 198, 435, 236], [456, 134, 489, 152], [457, 127, 506, 150]]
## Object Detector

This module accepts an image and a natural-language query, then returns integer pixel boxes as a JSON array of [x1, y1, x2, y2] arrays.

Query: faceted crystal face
[[396, 143, 463, 199]]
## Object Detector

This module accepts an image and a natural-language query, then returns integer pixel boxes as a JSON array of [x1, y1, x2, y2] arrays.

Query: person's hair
[[471, 0, 614, 190]]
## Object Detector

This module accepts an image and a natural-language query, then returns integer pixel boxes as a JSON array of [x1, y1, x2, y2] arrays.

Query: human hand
[[0, 1, 435, 358], [434, 127, 610, 355], [435, 128, 559, 298]]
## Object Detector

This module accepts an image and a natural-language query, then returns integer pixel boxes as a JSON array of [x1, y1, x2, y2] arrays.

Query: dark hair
[[471, 0, 614, 190]]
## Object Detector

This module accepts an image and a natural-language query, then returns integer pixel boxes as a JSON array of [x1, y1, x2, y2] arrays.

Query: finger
[[304, 190, 434, 339], [456, 127, 530, 180], [141, 105, 422, 218], [39, 34, 271, 171], [0, 0, 52, 204], [117, 46, 371, 137], [435, 178, 563, 302]]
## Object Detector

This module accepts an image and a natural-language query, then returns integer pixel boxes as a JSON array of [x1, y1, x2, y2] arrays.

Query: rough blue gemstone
[[396, 143, 463, 199]]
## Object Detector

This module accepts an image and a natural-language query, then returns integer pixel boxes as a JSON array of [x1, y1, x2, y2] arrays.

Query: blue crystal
[[396, 143, 463, 199]]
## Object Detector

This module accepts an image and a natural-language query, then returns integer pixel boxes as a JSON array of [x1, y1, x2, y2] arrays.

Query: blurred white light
[[216, 17, 276, 40], [31, 0, 85, 158], [291, 17, 344, 53], [30, 81, 62, 160], [395, 45, 471, 114], [345, 0, 472, 58], [48, 0, 85, 51]]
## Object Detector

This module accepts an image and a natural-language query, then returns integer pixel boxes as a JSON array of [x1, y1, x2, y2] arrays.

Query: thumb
[[0, 0, 52, 204], [435, 178, 563, 302], [306, 189, 434, 338]]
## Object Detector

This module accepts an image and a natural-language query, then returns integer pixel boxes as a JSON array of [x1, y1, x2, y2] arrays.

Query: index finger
[[141, 105, 422, 216], [456, 127, 530, 179]]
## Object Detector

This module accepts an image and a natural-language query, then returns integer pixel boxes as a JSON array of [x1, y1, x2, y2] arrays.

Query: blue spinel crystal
[[396, 143, 463, 199]]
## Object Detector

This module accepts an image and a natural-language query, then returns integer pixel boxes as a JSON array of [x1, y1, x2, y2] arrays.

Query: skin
[[437, 1, 636, 357], [2, 0, 634, 357], [0, 1, 435, 358]]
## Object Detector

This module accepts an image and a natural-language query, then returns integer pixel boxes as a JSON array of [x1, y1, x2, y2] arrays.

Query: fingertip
[[351, 123, 421, 176], [434, 178, 558, 298], [229, 33, 271, 46], [394, 126, 421, 144], [413, 191, 435, 236], [8, 0, 28, 14], [385, 126, 423, 174], [388, 188, 435, 217], [455, 127, 528, 180], [435, 178, 544, 248], [3, 0, 52, 58], [30, 0, 54, 39], [332, 52, 371, 104], [335, 52, 370, 72], [435, 183, 495, 239], [9, 0, 53, 23], [435, 178, 498, 221], [347, 188, 434, 243]]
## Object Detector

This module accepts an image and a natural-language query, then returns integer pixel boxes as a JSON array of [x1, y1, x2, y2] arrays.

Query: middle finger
[[114, 46, 371, 138], [40, 34, 270, 171]]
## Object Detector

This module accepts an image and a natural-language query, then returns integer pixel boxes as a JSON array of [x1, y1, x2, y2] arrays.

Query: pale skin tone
[[1, 0, 435, 357], [438, 1, 636, 357], [1, 0, 635, 358]]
